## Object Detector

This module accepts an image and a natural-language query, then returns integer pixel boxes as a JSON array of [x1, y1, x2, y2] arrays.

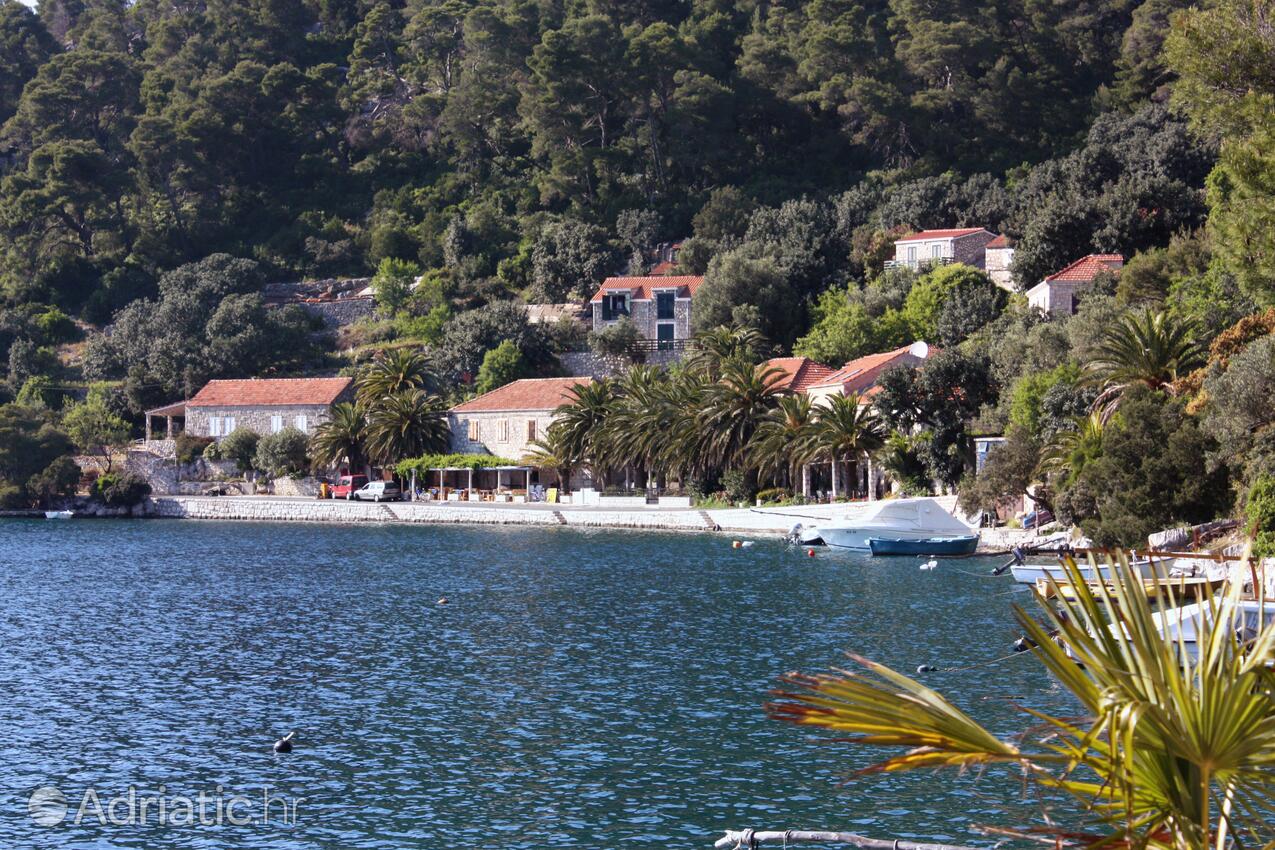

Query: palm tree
[[1037, 410, 1105, 480], [809, 394, 884, 499], [1085, 309, 1205, 413], [749, 393, 818, 494], [309, 402, 367, 472], [553, 379, 616, 487], [686, 324, 769, 379], [521, 423, 579, 492], [356, 348, 435, 409], [696, 358, 787, 474], [767, 556, 1275, 849], [363, 389, 449, 465]]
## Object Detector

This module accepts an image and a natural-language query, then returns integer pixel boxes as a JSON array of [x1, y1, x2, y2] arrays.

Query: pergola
[[144, 401, 186, 440], [409, 465, 537, 501]]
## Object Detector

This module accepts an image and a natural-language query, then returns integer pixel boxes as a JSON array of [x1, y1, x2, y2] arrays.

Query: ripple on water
[[0, 519, 1076, 848]]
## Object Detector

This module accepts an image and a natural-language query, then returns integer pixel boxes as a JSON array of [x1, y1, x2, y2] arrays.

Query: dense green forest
[[1, 0, 1274, 543]]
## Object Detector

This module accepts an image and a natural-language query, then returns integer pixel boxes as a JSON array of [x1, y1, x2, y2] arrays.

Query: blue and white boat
[[817, 498, 978, 551], [868, 535, 980, 556]]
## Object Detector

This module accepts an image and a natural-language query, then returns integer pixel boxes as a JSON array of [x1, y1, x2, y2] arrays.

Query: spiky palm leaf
[[553, 379, 616, 485], [1036, 410, 1105, 479], [768, 554, 1275, 849], [750, 393, 818, 487], [356, 348, 435, 409], [687, 324, 769, 379], [1086, 310, 1205, 416], [363, 389, 449, 465], [521, 423, 578, 490], [696, 358, 787, 472], [808, 394, 884, 495], [309, 401, 367, 469]]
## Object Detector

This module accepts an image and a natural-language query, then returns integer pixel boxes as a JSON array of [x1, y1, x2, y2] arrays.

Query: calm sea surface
[[0, 519, 1076, 848]]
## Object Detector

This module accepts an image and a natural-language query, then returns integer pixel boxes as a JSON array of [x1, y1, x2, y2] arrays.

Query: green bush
[[1246, 475, 1275, 558], [219, 428, 260, 471], [755, 487, 792, 504], [175, 433, 214, 464], [721, 467, 755, 504], [253, 427, 309, 477], [27, 456, 80, 504], [589, 318, 642, 359], [92, 471, 152, 506], [0, 482, 26, 508], [202, 439, 223, 460]]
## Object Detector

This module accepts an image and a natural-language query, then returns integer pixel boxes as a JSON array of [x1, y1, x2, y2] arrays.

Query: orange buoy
[[732, 540, 742, 549]]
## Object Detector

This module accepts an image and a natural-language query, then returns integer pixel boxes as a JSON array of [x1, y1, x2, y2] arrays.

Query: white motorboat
[[1148, 599, 1275, 661], [44, 510, 73, 520], [1010, 555, 1208, 585], [816, 498, 978, 551]]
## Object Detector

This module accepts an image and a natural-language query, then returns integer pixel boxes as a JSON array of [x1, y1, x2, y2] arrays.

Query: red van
[[331, 474, 368, 499]]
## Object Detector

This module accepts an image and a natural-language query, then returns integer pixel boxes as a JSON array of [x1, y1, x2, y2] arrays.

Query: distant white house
[[1026, 254, 1124, 316], [889, 228, 996, 272]]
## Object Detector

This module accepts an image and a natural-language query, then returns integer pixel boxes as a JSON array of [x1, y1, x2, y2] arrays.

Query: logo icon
[[28, 786, 68, 826]]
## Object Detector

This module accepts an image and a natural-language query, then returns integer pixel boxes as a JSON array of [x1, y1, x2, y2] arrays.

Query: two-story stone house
[[182, 377, 355, 439], [889, 228, 996, 272], [589, 275, 703, 349], [448, 377, 592, 462]]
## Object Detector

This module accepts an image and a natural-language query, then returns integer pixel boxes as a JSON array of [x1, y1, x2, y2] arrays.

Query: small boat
[[1010, 559, 1157, 584], [44, 510, 73, 520], [818, 498, 977, 551], [868, 535, 979, 556], [1035, 575, 1226, 603]]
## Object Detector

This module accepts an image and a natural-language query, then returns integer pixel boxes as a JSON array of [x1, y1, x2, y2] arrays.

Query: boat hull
[[821, 527, 960, 551], [868, 535, 979, 556], [1010, 560, 1156, 584]]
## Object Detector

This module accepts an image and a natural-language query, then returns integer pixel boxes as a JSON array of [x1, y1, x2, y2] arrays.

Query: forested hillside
[[0, 0, 1212, 318]]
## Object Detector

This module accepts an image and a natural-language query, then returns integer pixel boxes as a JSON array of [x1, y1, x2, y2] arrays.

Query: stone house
[[889, 228, 996, 272], [804, 342, 933, 407], [1026, 254, 1124, 316], [983, 234, 1016, 291], [589, 275, 703, 349], [182, 377, 355, 439], [448, 377, 593, 461]]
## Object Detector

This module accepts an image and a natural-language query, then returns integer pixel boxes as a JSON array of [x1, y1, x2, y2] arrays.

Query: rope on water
[[916, 649, 1029, 675]]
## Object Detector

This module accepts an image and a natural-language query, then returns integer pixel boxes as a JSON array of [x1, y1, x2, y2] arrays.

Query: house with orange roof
[[760, 357, 836, 393], [1026, 254, 1124, 316], [983, 234, 1016, 290], [176, 377, 355, 440], [889, 228, 996, 272], [448, 377, 592, 460], [589, 274, 703, 350], [804, 342, 933, 407]]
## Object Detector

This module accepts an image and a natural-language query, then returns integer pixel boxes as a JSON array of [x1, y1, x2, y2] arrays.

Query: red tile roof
[[986, 234, 1014, 249], [1044, 254, 1124, 282], [808, 342, 932, 396], [187, 377, 353, 408], [896, 228, 990, 241], [589, 275, 704, 303], [649, 260, 676, 275], [450, 377, 593, 413], [762, 357, 836, 393]]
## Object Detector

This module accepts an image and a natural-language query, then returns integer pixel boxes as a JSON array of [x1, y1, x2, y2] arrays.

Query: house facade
[[589, 275, 703, 348], [983, 234, 1016, 291], [183, 377, 355, 439], [889, 228, 996, 272], [448, 377, 592, 461], [804, 342, 933, 407], [1026, 254, 1124, 316]]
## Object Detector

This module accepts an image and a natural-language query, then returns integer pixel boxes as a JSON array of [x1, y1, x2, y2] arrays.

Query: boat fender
[[273, 731, 295, 753], [915, 664, 936, 673], [1012, 636, 1036, 653]]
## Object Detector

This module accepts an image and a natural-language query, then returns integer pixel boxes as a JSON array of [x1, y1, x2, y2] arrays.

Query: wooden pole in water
[[713, 830, 984, 850]]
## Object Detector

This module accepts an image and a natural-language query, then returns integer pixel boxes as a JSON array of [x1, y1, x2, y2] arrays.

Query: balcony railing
[[884, 256, 954, 270]]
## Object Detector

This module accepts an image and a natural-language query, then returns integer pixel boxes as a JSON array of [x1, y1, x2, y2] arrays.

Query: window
[[467, 419, 479, 441], [498, 419, 509, 441], [209, 417, 222, 437], [906, 246, 917, 265], [527, 420, 537, 442], [931, 244, 942, 258], [295, 414, 308, 433], [601, 292, 629, 321], [271, 415, 283, 433], [655, 291, 675, 320], [224, 416, 236, 433]]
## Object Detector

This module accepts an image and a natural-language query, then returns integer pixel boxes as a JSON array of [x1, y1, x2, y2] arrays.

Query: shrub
[[589, 318, 641, 359], [27, 456, 81, 504], [1246, 476, 1275, 558], [0, 482, 25, 508], [175, 433, 214, 464], [755, 487, 792, 504], [219, 427, 261, 472], [92, 471, 152, 506], [721, 467, 755, 504], [253, 427, 310, 477], [202, 440, 223, 461]]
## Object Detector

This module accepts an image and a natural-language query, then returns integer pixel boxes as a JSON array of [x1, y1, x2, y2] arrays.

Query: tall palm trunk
[[830, 454, 839, 500]]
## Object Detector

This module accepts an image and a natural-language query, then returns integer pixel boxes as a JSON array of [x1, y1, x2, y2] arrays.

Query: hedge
[[395, 454, 521, 476]]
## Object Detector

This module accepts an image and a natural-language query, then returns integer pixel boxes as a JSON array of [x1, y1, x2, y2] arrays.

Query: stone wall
[[591, 295, 692, 341], [264, 278, 375, 329], [951, 232, 994, 268], [295, 297, 374, 328], [985, 246, 1016, 291], [187, 401, 346, 440], [559, 347, 684, 378]]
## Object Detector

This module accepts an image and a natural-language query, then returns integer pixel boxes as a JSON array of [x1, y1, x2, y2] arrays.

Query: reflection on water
[[0, 519, 1072, 848]]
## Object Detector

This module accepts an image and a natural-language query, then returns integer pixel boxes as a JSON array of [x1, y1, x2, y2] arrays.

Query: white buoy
[[920, 559, 939, 571]]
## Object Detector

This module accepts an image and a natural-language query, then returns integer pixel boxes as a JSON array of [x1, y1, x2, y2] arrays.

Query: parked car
[[331, 474, 368, 499], [1022, 508, 1054, 529], [352, 481, 402, 502]]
